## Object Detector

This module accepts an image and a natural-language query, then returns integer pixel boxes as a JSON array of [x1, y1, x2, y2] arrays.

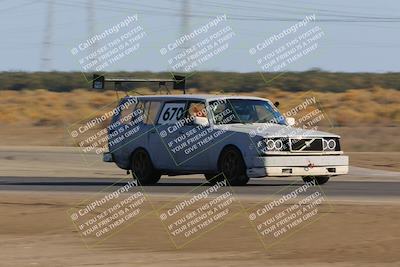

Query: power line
[[50, 0, 400, 23], [229, 0, 400, 19], [0, 0, 40, 13]]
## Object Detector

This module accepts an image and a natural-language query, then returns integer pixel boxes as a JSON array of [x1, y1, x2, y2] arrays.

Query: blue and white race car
[[103, 94, 348, 186]]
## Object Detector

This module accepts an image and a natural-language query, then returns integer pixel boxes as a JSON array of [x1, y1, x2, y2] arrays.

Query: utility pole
[[86, 0, 96, 71], [41, 0, 54, 71], [177, 0, 190, 73], [180, 0, 190, 47]]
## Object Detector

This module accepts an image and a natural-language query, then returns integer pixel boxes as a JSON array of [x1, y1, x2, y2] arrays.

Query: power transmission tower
[[41, 0, 54, 71]]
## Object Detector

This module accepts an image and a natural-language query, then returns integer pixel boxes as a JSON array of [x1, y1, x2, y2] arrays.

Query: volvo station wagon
[[103, 94, 349, 186]]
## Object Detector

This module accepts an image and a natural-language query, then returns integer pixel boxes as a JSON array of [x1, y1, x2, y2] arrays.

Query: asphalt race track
[[0, 176, 399, 198], [0, 147, 399, 200]]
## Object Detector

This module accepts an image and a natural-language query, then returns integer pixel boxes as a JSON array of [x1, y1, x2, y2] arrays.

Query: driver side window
[[186, 101, 209, 126]]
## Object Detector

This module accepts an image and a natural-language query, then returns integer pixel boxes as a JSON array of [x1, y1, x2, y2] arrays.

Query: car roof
[[126, 94, 269, 102]]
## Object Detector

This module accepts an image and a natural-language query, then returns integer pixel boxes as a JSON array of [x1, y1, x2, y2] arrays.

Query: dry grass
[[1, 87, 399, 127], [0, 88, 399, 151], [240, 87, 400, 126], [0, 89, 118, 126]]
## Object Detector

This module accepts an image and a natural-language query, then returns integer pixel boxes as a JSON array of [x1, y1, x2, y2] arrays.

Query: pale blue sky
[[0, 0, 399, 72]]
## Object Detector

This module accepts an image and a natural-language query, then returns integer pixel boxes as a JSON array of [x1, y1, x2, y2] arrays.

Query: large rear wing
[[92, 74, 186, 94]]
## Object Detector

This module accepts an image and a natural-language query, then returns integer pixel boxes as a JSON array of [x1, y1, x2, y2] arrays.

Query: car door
[[177, 100, 212, 170], [148, 100, 188, 170], [151, 100, 214, 171]]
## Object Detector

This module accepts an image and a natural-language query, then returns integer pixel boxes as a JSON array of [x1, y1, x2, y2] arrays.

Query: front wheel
[[302, 176, 330, 185], [218, 147, 249, 186], [131, 149, 161, 185]]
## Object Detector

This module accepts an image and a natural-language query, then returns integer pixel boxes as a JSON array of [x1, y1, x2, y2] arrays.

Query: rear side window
[[144, 101, 162, 125], [118, 100, 136, 125], [122, 100, 162, 125]]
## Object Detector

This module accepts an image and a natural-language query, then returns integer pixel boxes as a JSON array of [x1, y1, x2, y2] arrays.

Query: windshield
[[209, 99, 286, 125]]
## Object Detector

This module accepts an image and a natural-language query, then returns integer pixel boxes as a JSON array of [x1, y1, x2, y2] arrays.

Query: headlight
[[275, 139, 284, 150], [258, 138, 288, 152], [266, 139, 275, 150], [323, 138, 339, 151]]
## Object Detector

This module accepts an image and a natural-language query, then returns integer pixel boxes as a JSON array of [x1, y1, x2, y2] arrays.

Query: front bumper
[[247, 155, 349, 178]]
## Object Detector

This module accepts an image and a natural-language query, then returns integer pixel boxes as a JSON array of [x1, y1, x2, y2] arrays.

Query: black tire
[[131, 149, 161, 185], [218, 147, 249, 186], [302, 176, 330, 185]]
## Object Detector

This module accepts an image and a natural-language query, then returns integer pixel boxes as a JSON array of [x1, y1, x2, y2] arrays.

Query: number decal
[[158, 103, 186, 124]]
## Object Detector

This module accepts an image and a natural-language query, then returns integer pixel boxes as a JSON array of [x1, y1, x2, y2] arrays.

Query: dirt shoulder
[[348, 152, 400, 172], [0, 191, 399, 266]]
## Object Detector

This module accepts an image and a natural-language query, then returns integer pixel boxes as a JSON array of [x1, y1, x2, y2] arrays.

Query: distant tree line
[[0, 70, 399, 92]]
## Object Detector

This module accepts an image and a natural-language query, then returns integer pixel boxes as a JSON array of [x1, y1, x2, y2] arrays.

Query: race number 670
[[162, 107, 184, 121], [158, 103, 186, 124]]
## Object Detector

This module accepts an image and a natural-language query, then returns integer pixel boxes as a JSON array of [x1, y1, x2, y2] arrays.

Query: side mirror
[[193, 117, 209, 127], [286, 117, 295, 126]]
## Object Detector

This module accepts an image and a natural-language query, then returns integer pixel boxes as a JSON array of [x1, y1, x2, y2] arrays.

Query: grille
[[290, 138, 323, 152]]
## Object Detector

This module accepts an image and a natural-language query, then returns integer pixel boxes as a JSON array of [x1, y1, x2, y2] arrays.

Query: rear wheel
[[218, 147, 249, 186], [131, 149, 161, 185], [302, 176, 330, 185]]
